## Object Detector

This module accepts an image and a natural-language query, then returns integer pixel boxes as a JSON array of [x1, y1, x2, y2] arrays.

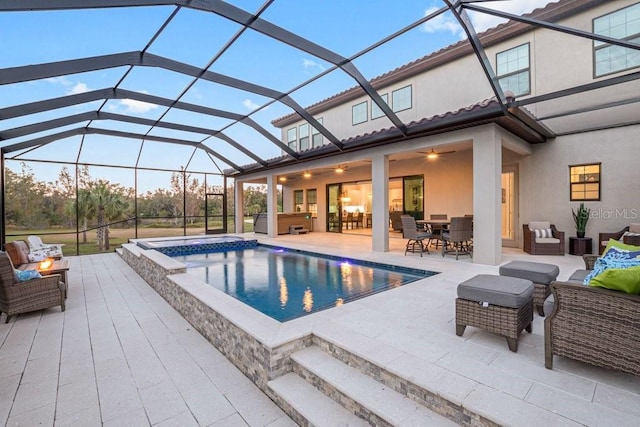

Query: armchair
[[0, 252, 65, 323], [597, 225, 640, 255], [523, 221, 565, 255]]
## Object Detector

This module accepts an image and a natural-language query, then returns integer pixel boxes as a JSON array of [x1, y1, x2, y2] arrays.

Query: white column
[[371, 154, 390, 252], [234, 179, 244, 233], [266, 174, 278, 238], [473, 125, 502, 265]]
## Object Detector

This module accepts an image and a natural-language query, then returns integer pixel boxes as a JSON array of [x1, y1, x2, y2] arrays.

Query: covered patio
[[1, 232, 638, 426]]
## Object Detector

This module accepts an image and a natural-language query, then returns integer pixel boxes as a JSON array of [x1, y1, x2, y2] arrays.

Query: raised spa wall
[[119, 243, 311, 389]]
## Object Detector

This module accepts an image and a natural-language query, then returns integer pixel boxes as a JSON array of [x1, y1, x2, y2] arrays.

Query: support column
[[371, 154, 390, 252], [234, 179, 244, 233], [266, 174, 278, 238], [473, 125, 502, 265]]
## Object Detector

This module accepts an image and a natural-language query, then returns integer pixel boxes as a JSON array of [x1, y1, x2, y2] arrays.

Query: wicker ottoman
[[499, 261, 559, 316], [456, 274, 534, 352]]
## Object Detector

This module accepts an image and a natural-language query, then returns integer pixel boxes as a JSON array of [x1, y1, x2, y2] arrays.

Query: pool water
[[176, 245, 436, 322]]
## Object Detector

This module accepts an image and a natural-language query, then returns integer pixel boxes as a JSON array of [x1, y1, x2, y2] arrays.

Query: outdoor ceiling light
[[303, 171, 311, 178], [426, 149, 439, 160], [279, 176, 287, 182], [335, 165, 344, 173]]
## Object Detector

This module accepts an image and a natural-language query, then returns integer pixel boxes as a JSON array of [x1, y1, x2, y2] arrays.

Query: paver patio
[[1, 232, 639, 426]]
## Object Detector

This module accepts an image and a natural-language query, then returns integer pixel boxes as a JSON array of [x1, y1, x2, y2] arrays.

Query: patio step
[[284, 345, 457, 426], [268, 373, 368, 427]]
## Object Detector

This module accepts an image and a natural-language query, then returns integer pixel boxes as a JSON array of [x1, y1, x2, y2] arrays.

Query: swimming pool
[[136, 235, 257, 256], [175, 245, 436, 322]]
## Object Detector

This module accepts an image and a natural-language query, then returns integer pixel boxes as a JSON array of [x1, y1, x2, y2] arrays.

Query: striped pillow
[[534, 228, 553, 238]]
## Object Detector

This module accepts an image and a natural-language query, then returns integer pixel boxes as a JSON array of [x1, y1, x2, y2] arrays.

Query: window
[[294, 190, 304, 212], [371, 93, 388, 119], [352, 101, 368, 125], [496, 43, 530, 96], [570, 163, 601, 201], [307, 189, 317, 216], [287, 128, 297, 150], [392, 86, 412, 112], [594, 3, 640, 77], [299, 124, 309, 151], [312, 118, 323, 148]]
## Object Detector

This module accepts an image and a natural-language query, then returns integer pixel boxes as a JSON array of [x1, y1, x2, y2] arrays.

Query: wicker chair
[[401, 215, 431, 256], [597, 226, 629, 255], [0, 252, 66, 323], [442, 217, 473, 259], [523, 222, 565, 255], [545, 281, 640, 376], [390, 211, 403, 232]]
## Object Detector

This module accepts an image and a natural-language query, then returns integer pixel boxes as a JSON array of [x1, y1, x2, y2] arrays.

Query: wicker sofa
[[545, 254, 640, 376]]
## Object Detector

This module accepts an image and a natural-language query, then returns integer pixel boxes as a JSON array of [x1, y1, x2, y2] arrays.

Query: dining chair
[[401, 215, 432, 256], [428, 214, 448, 249], [442, 216, 473, 259]]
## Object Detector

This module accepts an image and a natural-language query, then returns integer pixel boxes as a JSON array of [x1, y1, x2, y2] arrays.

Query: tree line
[[4, 162, 272, 250]]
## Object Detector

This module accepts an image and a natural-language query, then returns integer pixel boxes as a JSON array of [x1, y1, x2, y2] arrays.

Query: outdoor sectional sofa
[[545, 254, 640, 376]]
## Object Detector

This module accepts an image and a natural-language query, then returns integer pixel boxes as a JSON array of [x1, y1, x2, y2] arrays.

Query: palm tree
[[65, 189, 95, 244], [90, 182, 129, 251]]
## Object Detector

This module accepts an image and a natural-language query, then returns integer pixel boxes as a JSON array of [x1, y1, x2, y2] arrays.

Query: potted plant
[[572, 202, 591, 238]]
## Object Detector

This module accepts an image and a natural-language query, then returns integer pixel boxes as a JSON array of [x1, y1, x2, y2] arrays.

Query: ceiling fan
[[417, 148, 456, 159]]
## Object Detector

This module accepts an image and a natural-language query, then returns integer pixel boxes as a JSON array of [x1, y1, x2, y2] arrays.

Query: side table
[[569, 237, 592, 256]]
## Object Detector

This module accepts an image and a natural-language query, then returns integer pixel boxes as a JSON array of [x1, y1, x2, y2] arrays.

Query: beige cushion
[[529, 221, 551, 230], [535, 237, 560, 244], [629, 223, 640, 233]]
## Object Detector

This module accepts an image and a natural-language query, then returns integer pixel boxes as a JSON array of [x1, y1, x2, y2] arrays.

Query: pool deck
[[1, 232, 639, 426]]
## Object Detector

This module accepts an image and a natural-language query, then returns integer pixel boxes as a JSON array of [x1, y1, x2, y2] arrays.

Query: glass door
[[501, 166, 518, 247], [403, 175, 424, 220], [326, 183, 342, 232], [205, 193, 227, 234]]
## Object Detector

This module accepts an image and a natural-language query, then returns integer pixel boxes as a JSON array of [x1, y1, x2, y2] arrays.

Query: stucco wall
[[519, 125, 640, 251]]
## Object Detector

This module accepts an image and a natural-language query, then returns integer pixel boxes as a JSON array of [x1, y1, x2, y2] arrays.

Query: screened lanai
[[1, 0, 639, 256]]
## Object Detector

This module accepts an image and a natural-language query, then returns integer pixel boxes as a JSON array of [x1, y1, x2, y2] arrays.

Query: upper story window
[[352, 101, 368, 125], [569, 163, 601, 201], [312, 118, 323, 148], [299, 124, 310, 151], [496, 43, 530, 97], [392, 86, 412, 112], [594, 3, 640, 77], [371, 93, 388, 119], [287, 128, 297, 150]]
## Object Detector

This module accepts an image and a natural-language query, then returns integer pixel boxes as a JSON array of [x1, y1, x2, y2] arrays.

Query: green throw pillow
[[602, 238, 640, 256], [588, 265, 640, 294]]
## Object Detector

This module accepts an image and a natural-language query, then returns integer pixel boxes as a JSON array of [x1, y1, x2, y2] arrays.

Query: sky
[[0, 0, 552, 193]]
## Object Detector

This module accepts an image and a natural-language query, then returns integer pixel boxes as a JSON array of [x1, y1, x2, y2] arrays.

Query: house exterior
[[233, 0, 640, 265]]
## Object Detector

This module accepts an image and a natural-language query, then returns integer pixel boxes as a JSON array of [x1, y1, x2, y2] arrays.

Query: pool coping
[[119, 240, 441, 382]]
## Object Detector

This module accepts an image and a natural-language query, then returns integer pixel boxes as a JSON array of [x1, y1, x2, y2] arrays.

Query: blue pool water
[[136, 236, 257, 256], [175, 245, 436, 322]]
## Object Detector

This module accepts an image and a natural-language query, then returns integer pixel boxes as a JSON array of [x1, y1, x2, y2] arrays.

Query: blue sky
[[0, 0, 551, 193]]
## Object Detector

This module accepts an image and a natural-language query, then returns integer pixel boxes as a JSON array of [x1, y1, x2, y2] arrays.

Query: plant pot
[[577, 231, 585, 238]]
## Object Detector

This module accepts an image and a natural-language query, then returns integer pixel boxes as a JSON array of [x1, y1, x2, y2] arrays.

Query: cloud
[[422, 1, 551, 38], [119, 98, 159, 114], [67, 82, 89, 95], [45, 76, 73, 86], [242, 99, 260, 110], [302, 58, 326, 72]]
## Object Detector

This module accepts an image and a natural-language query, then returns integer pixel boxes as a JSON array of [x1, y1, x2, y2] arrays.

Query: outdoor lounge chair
[[0, 252, 66, 323], [27, 235, 64, 258], [401, 215, 431, 256], [4, 240, 48, 265], [523, 222, 564, 255]]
